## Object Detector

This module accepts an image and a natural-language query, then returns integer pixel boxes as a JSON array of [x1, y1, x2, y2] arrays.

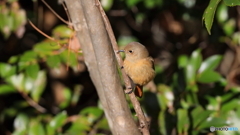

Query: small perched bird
[[118, 42, 155, 98]]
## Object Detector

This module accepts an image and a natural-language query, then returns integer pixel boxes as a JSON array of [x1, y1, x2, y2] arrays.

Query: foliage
[[1, 0, 240, 135], [202, 0, 240, 35]]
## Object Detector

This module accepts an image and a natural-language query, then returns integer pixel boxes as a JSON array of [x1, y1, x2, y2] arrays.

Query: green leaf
[[143, 0, 163, 9], [34, 41, 60, 55], [49, 111, 67, 130], [28, 119, 45, 135], [101, 0, 113, 11], [189, 49, 202, 73], [8, 55, 19, 64], [198, 55, 222, 74], [191, 106, 214, 129], [197, 117, 227, 130], [223, 0, 240, 6], [60, 51, 78, 67], [66, 116, 90, 134], [7, 73, 25, 91], [177, 109, 189, 134], [66, 115, 91, 135], [223, 18, 236, 36], [197, 70, 222, 83], [202, 0, 221, 35], [80, 107, 103, 123], [0, 84, 16, 95], [97, 117, 110, 130], [125, 0, 142, 7], [232, 31, 240, 45], [19, 51, 37, 63], [178, 55, 188, 68], [14, 113, 29, 131], [186, 62, 196, 85], [30, 71, 46, 102], [157, 84, 174, 110], [216, 3, 228, 24], [12, 130, 27, 135], [52, 25, 73, 40], [0, 63, 16, 78], [59, 87, 72, 109], [221, 99, 240, 113], [25, 64, 40, 79], [206, 96, 220, 111], [46, 55, 61, 68], [71, 85, 83, 106]]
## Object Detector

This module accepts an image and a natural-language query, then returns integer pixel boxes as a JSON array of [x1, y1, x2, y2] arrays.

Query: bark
[[64, 0, 141, 134]]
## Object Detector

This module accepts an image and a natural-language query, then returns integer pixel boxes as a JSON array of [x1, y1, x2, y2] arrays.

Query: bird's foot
[[125, 87, 133, 94]]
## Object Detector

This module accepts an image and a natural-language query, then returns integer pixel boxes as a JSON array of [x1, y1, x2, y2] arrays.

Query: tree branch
[[64, 0, 141, 134], [95, 1, 150, 134]]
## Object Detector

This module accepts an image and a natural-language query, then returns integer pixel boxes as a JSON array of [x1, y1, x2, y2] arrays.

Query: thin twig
[[28, 20, 56, 41], [41, 0, 70, 25], [95, 1, 150, 134], [20, 92, 46, 113]]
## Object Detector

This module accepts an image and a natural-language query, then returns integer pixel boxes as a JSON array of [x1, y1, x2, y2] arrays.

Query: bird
[[118, 42, 155, 98]]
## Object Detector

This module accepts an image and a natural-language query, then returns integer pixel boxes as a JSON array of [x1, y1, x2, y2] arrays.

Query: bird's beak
[[117, 50, 124, 53]]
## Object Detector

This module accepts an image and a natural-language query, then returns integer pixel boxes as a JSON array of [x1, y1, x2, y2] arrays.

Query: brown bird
[[118, 42, 155, 98]]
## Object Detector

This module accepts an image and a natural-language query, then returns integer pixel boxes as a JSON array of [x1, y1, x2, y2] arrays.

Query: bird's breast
[[123, 58, 155, 86]]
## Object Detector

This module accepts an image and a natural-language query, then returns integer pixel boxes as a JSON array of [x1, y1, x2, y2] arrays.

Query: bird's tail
[[135, 85, 143, 98]]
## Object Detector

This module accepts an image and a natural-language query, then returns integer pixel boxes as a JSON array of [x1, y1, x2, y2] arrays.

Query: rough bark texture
[[64, 0, 141, 134]]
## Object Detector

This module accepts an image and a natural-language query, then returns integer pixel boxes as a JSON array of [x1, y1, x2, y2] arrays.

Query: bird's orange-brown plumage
[[121, 42, 155, 98]]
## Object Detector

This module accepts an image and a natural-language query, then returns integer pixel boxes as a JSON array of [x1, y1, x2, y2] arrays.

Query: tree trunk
[[64, 0, 141, 134]]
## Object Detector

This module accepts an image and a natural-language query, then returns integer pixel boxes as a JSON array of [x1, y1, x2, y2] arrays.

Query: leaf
[[223, 18, 236, 36], [0, 84, 16, 95], [14, 113, 29, 131], [0, 63, 16, 78], [125, 0, 142, 7], [206, 96, 220, 111], [178, 55, 188, 68], [71, 85, 83, 106], [59, 87, 72, 109], [143, 0, 163, 9], [101, 0, 113, 11], [8, 55, 19, 64], [30, 71, 47, 102], [66, 116, 89, 134], [197, 70, 222, 83], [34, 41, 60, 55], [189, 49, 202, 74], [177, 109, 189, 134], [60, 51, 78, 67], [186, 62, 196, 85], [191, 106, 214, 128], [221, 99, 240, 113], [197, 117, 227, 130], [7, 73, 25, 91], [19, 51, 37, 63], [28, 119, 45, 135], [202, 0, 221, 35], [49, 111, 67, 130], [198, 55, 222, 74], [157, 84, 174, 110], [46, 55, 61, 68], [25, 64, 40, 79], [80, 107, 103, 123], [223, 0, 240, 6], [52, 25, 73, 40], [216, 3, 228, 24]]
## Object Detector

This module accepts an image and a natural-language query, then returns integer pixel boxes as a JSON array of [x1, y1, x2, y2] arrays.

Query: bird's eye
[[129, 50, 133, 53]]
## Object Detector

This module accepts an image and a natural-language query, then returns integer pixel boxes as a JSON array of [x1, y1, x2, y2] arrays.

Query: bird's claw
[[125, 87, 133, 94]]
